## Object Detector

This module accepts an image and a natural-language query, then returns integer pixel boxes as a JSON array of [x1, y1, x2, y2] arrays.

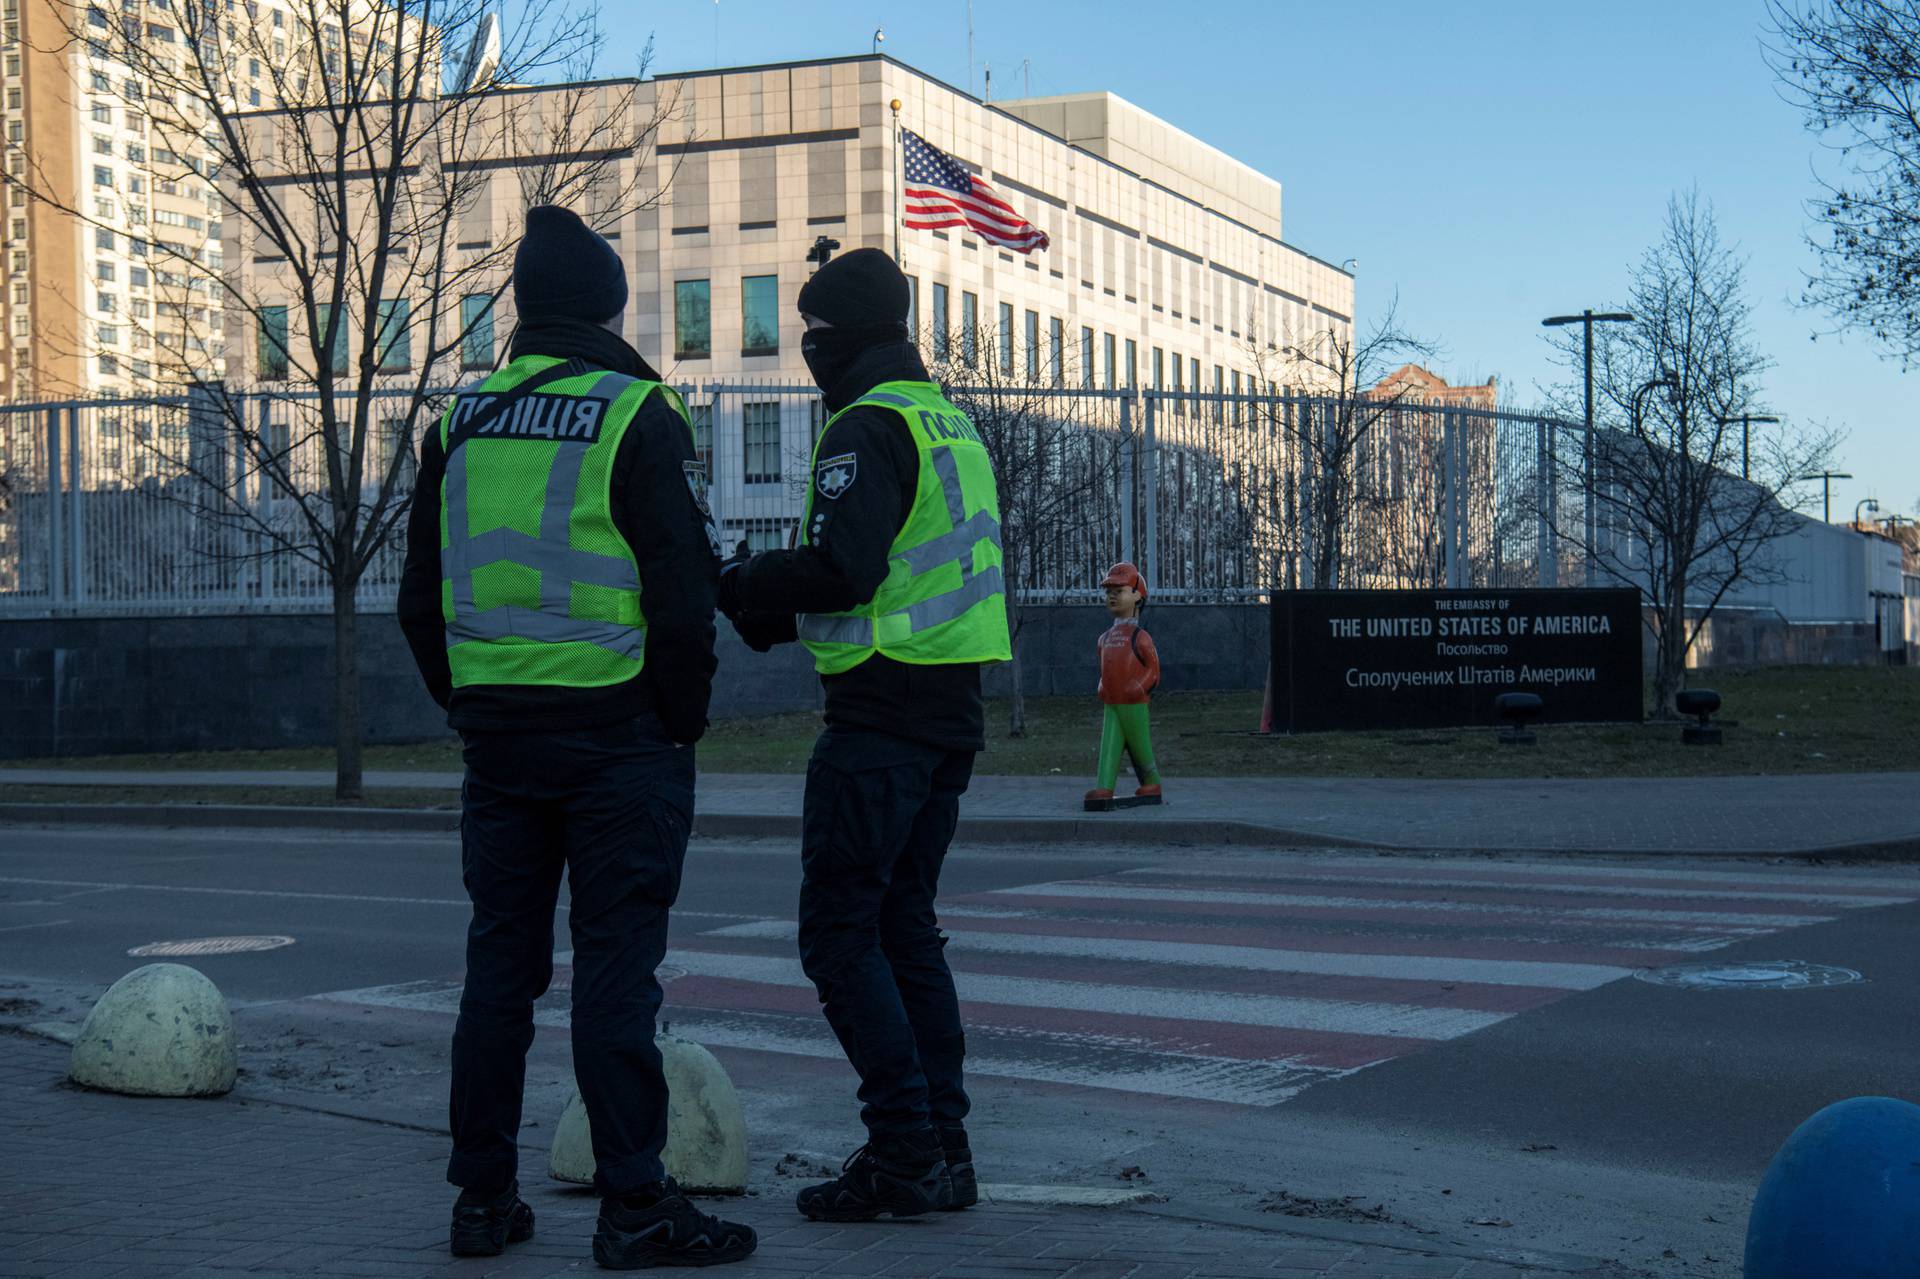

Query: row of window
[[255, 295, 495, 379], [673, 276, 777, 360]]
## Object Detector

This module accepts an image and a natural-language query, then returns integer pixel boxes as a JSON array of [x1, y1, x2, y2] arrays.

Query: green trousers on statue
[[1097, 703, 1160, 791]]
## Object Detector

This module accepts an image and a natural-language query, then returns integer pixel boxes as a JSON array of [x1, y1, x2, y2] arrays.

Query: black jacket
[[398, 318, 720, 742], [728, 340, 986, 752]]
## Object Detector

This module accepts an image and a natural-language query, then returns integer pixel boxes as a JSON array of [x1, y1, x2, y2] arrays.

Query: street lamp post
[[1799, 470, 1853, 523], [1715, 412, 1779, 481], [1854, 497, 1881, 531], [1544, 309, 1634, 585]]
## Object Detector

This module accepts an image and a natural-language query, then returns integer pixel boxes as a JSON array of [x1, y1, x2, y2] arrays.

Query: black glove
[[729, 610, 798, 654], [717, 548, 752, 620], [654, 690, 709, 747]]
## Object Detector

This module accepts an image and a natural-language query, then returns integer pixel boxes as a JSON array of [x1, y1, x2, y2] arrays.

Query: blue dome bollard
[[1745, 1096, 1920, 1279]]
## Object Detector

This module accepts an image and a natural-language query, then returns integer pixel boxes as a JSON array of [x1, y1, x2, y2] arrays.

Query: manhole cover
[[1634, 960, 1862, 991], [128, 936, 296, 957]]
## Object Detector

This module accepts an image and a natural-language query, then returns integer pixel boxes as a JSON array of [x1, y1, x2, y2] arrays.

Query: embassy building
[[231, 53, 1355, 550]]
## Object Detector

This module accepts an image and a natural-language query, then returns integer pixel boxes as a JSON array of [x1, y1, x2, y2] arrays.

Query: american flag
[[902, 130, 1050, 254]]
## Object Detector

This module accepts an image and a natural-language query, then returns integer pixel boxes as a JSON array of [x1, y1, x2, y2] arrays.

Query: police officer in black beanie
[[399, 205, 754, 1269], [719, 247, 1009, 1221]]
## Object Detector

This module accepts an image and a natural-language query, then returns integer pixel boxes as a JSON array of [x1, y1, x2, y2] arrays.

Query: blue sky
[[605, 0, 1915, 521]]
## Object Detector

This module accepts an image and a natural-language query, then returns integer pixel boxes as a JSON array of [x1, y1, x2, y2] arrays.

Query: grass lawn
[[3, 666, 1915, 794]]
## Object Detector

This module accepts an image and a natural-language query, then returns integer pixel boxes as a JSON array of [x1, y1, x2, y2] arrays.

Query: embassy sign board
[[1271, 589, 1642, 732]]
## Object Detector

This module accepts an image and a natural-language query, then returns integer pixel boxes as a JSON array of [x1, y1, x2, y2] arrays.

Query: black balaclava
[[801, 322, 906, 393], [796, 247, 913, 393]]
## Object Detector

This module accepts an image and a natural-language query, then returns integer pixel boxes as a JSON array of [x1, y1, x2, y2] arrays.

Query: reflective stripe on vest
[[796, 447, 1006, 648], [796, 383, 1010, 669], [439, 363, 664, 681]]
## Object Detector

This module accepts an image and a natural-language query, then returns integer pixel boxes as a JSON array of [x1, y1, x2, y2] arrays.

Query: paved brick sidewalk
[[4, 766, 1918, 854], [0, 1036, 1568, 1279]]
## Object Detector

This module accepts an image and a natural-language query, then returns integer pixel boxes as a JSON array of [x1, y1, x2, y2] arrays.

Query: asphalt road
[[5, 822, 1918, 1278]]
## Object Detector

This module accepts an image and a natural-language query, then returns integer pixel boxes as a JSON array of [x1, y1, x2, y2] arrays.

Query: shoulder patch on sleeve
[[684, 460, 722, 557], [815, 452, 858, 501]]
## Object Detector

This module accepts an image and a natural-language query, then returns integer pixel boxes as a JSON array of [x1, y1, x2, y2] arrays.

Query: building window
[[1080, 326, 1094, 388], [129, 267, 147, 288], [460, 295, 493, 371], [1049, 317, 1063, 386], [96, 261, 116, 282], [258, 304, 288, 379], [98, 324, 119, 345], [376, 417, 413, 476], [997, 302, 1013, 377], [906, 276, 919, 336], [1191, 358, 1201, 405], [93, 165, 113, 187], [1104, 333, 1117, 390], [96, 228, 115, 251], [674, 279, 710, 359], [316, 302, 347, 376], [98, 353, 118, 375], [96, 291, 116, 313], [961, 290, 978, 366], [1126, 339, 1138, 389], [741, 274, 778, 356], [377, 298, 409, 371], [931, 282, 949, 359], [1024, 309, 1039, 382], [742, 401, 780, 484], [688, 401, 713, 474]]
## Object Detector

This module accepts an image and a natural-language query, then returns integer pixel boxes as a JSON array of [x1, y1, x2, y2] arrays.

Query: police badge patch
[[815, 452, 858, 500], [684, 461, 722, 557]]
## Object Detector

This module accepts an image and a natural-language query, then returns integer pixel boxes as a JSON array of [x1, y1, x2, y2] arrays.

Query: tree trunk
[[1650, 584, 1688, 720], [332, 578, 364, 801], [1007, 618, 1027, 739]]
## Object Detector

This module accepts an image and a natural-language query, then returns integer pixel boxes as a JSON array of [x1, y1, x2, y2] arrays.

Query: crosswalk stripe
[[988, 882, 1834, 929], [702, 919, 1631, 991], [665, 947, 1506, 1041], [1117, 867, 1916, 909], [1244, 858, 1920, 895]]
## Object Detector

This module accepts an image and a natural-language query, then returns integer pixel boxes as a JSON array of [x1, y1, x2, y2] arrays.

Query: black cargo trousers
[[446, 712, 693, 1198], [797, 724, 975, 1138]]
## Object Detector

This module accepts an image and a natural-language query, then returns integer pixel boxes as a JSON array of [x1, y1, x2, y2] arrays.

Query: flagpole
[[891, 98, 903, 265]]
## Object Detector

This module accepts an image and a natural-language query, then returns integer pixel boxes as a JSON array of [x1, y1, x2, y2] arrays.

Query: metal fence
[[0, 383, 1593, 617]]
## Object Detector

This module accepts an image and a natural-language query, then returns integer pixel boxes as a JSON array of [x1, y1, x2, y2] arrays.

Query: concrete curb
[[4, 800, 1918, 860], [0, 801, 1369, 849]]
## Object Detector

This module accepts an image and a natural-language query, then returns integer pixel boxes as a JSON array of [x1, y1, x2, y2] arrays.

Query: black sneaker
[[449, 1181, 535, 1257], [937, 1125, 977, 1211], [592, 1179, 757, 1270], [796, 1129, 954, 1222]]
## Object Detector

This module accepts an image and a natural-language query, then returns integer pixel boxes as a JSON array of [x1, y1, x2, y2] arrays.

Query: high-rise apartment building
[[1, 0, 424, 416], [1, 0, 235, 405]]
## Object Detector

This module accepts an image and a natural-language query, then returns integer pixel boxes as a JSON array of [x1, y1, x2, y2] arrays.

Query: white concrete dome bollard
[[549, 1032, 748, 1193], [68, 963, 237, 1098]]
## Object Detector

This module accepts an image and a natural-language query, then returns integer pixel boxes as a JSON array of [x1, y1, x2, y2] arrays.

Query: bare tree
[[1544, 192, 1840, 717], [1244, 298, 1438, 590], [1766, 1, 1920, 361], [19, 0, 672, 797], [925, 319, 1123, 738]]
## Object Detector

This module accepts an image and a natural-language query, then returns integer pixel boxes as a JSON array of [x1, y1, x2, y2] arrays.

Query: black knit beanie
[[513, 205, 628, 324], [796, 247, 910, 328]]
